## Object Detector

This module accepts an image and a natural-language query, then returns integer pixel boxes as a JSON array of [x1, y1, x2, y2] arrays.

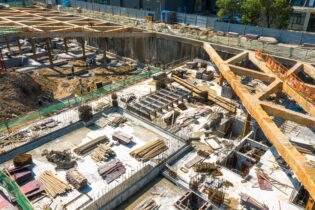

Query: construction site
[[0, 2, 315, 210]]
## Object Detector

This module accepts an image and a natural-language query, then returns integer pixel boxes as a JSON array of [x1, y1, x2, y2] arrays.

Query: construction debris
[[66, 168, 88, 190], [194, 162, 217, 173], [91, 144, 115, 162], [240, 193, 269, 210], [74, 135, 109, 156], [42, 150, 76, 170], [130, 139, 168, 161], [135, 198, 160, 210], [13, 153, 32, 167], [38, 170, 72, 198], [98, 159, 126, 183]]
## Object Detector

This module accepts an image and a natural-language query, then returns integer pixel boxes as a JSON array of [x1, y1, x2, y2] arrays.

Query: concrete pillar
[[4, 37, 11, 54], [63, 38, 68, 53], [17, 38, 22, 56], [242, 112, 252, 138], [303, 12, 311, 31], [30, 39, 36, 55], [45, 38, 53, 66]]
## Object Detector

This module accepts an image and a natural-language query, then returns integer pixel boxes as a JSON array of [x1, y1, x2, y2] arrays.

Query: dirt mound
[[0, 72, 56, 123]]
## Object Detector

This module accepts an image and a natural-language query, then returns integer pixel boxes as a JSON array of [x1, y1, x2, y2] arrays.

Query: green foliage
[[241, 0, 261, 25], [240, 0, 293, 28], [216, 0, 242, 17]]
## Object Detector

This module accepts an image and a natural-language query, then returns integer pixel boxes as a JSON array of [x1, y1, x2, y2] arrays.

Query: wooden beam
[[4, 37, 11, 54], [229, 65, 276, 83], [226, 51, 248, 65], [242, 112, 252, 137], [255, 80, 283, 100], [203, 42, 315, 200], [261, 102, 315, 128]]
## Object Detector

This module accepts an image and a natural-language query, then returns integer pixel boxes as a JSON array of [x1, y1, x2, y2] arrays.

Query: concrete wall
[[88, 36, 209, 65], [121, 0, 140, 9]]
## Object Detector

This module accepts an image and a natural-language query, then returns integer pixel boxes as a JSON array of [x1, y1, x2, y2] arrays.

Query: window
[[293, 14, 304, 24]]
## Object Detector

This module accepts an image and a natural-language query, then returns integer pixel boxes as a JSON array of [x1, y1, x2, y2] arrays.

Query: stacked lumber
[[130, 139, 168, 161], [135, 198, 160, 210], [38, 171, 71, 198], [98, 159, 126, 183], [74, 136, 109, 156], [91, 144, 115, 162], [66, 168, 88, 190], [109, 116, 127, 127]]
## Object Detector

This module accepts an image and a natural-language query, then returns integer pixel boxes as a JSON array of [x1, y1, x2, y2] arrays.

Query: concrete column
[[4, 37, 11, 54], [30, 39, 36, 55], [303, 11, 311, 31], [63, 38, 68, 53], [45, 38, 53, 66], [242, 112, 252, 138], [17, 38, 22, 56]]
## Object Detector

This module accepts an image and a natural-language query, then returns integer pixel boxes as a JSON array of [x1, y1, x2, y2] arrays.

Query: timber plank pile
[[74, 136, 109, 156], [98, 159, 126, 183], [91, 144, 115, 162], [130, 139, 168, 161], [38, 170, 72, 198]]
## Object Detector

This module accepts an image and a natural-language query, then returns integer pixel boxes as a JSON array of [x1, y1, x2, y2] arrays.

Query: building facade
[[289, 0, 315, 31], [95, 0, 216, 14]]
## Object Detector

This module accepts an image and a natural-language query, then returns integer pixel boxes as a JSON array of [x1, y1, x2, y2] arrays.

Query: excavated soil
[[0, 72, 56, 123]]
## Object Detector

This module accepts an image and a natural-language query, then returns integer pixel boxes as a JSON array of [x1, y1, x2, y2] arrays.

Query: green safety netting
[[0, 27, 22, 36], [0, 171, 33, 210], [0, 68, 160, 132]]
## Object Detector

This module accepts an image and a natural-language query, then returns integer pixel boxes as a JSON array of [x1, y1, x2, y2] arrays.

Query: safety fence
[[68, 0, 315, 45], [0, 171, 33, 210], [0, 27, 22, 37], [0, 68, 160, 133]]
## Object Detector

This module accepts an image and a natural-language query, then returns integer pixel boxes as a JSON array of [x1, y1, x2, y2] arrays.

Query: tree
[[216, 0, 242, 21], [241, 0, 293, 28], [241, 0, 261, 25], [272, 0, 294, 29]]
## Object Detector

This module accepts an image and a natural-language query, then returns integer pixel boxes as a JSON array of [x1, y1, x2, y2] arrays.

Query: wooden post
[[103, 39, 107, 65], [63, 38, 68, 53], [242, 112, 252, 138], [80, 38, 86, 61], [45, 38, 53, 66], [4, 36, 11, 54], [17, 38, 22, 56], [30, 39, 36, 55]]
